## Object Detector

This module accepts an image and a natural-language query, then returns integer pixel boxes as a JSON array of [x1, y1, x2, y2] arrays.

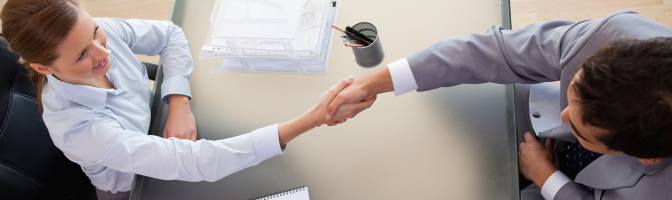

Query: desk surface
[[131, 0, 518, 199]]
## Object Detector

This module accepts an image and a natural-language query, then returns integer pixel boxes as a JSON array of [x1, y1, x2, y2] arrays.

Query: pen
[[345, 44, 366, 47], [345, 26, 373, 43], [331, 25, 371, 45]]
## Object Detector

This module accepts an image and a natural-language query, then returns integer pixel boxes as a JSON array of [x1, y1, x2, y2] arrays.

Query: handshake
[[278, 68, 395, 146], [311, 68, 395, 127]]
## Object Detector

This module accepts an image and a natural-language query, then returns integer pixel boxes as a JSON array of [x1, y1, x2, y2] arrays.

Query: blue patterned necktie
[[557, 141, 603, 180]]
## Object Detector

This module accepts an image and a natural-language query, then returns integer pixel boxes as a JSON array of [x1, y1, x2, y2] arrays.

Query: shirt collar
[[46, 73, 114, 111]]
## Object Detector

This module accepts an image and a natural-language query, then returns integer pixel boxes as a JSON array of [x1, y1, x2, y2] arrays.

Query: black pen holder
[[351, 22, 384, 68]]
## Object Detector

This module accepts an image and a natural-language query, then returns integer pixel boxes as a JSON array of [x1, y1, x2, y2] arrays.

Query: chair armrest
[[142, 62, 158, 81]]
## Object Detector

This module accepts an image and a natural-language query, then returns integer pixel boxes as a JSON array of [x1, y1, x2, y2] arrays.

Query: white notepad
[[250, 186, 309, 200]]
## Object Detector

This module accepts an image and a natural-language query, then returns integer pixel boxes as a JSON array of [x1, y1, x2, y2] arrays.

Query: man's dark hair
[[574, 37, 672, 159]]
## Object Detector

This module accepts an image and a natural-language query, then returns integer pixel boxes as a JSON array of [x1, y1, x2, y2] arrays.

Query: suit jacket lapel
[[575, 155, 672, 189]]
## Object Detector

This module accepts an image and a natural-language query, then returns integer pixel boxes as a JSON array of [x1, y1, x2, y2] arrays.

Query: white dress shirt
[[41, 18, 283, 193], [387, 58, 570, 200]]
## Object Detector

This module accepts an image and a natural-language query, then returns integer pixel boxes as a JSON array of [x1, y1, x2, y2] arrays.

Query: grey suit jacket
[[405, 10, 672, 200]]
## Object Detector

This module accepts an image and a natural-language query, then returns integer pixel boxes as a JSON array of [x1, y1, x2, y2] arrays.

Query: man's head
[[560, 37, 672, 165]]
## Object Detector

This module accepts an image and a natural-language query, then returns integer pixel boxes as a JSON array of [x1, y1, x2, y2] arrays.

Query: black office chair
[[0, 35, 158, 199]]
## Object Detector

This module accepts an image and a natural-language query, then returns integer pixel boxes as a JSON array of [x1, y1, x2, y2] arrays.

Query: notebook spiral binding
[[248, 186, 307, 200]]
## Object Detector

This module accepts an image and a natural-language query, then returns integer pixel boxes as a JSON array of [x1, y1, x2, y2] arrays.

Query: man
[[327, 10, 672, 199]]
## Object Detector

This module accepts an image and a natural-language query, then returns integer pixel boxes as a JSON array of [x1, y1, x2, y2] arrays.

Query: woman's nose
[[90, 41, 108, 60]]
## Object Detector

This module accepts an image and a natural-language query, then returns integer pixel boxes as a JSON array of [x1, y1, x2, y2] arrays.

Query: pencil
[[331, 25, 371, 45], [345, 44, 366, 47]]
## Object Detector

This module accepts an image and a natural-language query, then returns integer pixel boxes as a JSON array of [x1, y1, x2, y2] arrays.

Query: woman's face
[[30, 7, 110, 86]]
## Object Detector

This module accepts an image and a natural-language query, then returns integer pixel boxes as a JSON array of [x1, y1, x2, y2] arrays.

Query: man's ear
[[29, 63, 54, 75], [637, 158, 662, 165]]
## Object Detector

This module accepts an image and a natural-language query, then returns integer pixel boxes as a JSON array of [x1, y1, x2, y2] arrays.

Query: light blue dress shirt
[[41, 18, 283, 193]]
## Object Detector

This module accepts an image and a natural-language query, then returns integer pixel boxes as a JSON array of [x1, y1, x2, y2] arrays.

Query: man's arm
[[326, 19, 580, 119], [406, 19, 576, 91], [552, 181, 594, 200]]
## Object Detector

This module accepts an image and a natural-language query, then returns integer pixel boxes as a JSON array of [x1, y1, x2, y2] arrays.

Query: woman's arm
[[95, 18, 196, 140], [50, 76, 372, 181]]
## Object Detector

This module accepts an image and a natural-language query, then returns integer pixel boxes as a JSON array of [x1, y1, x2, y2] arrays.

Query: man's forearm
[[361, 67, 394, 95]]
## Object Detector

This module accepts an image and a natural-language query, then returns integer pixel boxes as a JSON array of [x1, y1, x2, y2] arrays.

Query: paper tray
[[200, 0, 339, 74]]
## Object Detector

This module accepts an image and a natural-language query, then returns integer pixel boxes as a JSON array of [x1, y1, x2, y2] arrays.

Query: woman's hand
[[305, 76, 376, 127], [163, 95, 197, 141], [277, 76, 376, 146]]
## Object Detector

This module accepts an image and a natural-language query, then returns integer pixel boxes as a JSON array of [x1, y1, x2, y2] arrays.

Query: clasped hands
[[162, 68, 393, 143], [303, 75, 378, 128], [314, 73, 384, 127], [161, 74, 382, 142]]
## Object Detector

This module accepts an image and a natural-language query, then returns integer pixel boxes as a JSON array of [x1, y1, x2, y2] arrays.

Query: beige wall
[[3, 0, 669, 65], [0, 0, 173, 64], [511, 0, 672, 29], [0, 0, 171, 20]]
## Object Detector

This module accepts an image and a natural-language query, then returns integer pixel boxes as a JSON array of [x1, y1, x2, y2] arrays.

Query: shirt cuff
[[541, 170, 572, 200], [160, 75, 193, 104], [251, 124, 284, 161], [387, 58, 418, 96]]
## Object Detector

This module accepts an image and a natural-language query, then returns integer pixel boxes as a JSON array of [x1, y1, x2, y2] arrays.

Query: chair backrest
[[0, 35, 96, 199]]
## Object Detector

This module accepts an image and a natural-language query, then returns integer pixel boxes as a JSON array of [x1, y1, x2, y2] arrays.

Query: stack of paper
[[200, 0, 338, 74]]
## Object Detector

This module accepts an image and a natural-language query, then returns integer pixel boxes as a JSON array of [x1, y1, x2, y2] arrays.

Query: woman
[[0, 0, 375, 199]]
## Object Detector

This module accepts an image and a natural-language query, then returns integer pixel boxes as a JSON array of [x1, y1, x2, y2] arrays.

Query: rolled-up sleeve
[[60, 114, 283, 182], [96, 18, 193, 104]]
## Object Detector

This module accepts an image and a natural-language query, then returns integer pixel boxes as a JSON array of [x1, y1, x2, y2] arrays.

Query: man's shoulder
[[597, 10, 672, 41]]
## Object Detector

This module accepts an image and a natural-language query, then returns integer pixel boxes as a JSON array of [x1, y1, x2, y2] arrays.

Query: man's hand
[[308, 76, 377, 127], [325, 67, 394, 125], [519, 132, 557, 189], [163, 95, 197, 141], [278, 76, 376, 146]]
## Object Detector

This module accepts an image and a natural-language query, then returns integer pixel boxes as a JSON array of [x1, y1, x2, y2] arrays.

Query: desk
[[131, 0, 518, 199]]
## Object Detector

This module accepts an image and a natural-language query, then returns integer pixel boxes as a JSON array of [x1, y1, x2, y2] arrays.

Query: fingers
[[524, 132, 539, 144], [331, 95, 376, 120], [545, 138, 556, 151], [325, 76, 354, 120], [523, 132, 533, 142], [190, 132, 197, 142], [327, 76, 354, 99], [326, 95, 345, 120]]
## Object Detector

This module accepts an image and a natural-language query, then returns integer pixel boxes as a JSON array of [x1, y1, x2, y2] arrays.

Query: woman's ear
[[637, 158, 662, 165], [29, 63, 54, 75]]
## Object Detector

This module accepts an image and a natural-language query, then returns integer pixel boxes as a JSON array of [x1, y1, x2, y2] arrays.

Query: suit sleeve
[[553, 182, 595, 200], [406, 19, 580, 91], [95, 18, 193, 104]]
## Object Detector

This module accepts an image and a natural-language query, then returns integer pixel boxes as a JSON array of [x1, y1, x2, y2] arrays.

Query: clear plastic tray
[[199, 0, 339, 74]]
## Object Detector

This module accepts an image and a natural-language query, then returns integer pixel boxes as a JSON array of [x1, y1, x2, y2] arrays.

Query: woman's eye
[[77, 50, 86, 60]]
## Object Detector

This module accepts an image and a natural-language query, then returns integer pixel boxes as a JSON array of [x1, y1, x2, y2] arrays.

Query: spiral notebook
[[249, 186, 310, 200]]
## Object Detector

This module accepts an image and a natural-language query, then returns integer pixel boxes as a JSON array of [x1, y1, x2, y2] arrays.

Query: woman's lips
[[93, 57, 108, 70]]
